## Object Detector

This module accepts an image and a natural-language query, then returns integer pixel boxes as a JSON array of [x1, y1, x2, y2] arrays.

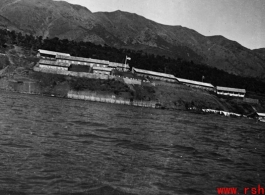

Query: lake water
[[0, 91, 265, 195]]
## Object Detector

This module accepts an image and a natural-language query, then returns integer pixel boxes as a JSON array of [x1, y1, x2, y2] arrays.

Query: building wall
[[39, 64, 68, 71], [57, 59, 92, 66], [93, 70, 111, 75], [92, 63, 109, 68], [67, 90, 157, 108], [34, 66, 116, 80]]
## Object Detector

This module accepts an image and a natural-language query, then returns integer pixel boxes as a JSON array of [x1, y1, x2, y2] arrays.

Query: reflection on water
[[0, 91, 265, 195]]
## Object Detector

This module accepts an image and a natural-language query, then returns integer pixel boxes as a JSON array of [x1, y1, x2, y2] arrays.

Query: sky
[[62, 0, 265, 49]]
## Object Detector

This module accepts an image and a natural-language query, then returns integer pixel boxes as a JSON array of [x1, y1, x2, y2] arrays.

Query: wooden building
[[216, 86, 246, 97], [132, 67, 177, 82], [177, 78, 215, 91], [88, 58, 109, 68], [38, 59, 69, 71], [56, 55, 91, 66]]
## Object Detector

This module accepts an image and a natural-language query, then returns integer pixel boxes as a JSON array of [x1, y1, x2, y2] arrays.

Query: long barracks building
[[37, 49, 130, 75], [132, 67, 177, 82], [216, 86, 246, 97], [177, 78, 215, 92]]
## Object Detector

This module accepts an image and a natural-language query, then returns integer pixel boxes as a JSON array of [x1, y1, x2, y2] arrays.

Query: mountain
[[1, 0, 265, 79], [253, 48, 265, 61]]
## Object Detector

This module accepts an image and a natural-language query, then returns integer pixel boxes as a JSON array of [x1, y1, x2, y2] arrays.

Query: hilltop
[[0, 0, 265, 79]]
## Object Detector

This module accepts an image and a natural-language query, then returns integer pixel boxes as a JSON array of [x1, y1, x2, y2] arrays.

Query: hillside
[[0, 0, 265, 79], [253, 48, 265, 63]]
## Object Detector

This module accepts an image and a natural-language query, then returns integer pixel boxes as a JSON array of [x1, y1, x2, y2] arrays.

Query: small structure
[[216, 86, 246, 97], [37, 49, 70, 59], [132, 67, 177, 82], [177, 77, 215, 91], [257, 113, 265, 122]]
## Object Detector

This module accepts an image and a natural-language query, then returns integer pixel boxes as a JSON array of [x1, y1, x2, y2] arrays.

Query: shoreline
[[0, 88, 161, 109], [2, 88, 264, 123], [1, 88, 259, 121]]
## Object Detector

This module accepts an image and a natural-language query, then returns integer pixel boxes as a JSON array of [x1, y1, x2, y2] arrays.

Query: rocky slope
[[1, 0, 265, 78]]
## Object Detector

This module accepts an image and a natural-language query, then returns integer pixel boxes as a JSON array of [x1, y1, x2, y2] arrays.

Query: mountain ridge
[[0, 0, 265, 79]]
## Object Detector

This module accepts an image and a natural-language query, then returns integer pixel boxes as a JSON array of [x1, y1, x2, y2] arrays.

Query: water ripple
[[0, 91, 265, 195]]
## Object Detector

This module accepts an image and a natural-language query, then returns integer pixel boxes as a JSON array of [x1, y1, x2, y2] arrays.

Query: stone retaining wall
[[67, 90, 157, 108]]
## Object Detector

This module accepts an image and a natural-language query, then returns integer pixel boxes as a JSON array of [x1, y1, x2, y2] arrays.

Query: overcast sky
[[62, 0, 265, 49]]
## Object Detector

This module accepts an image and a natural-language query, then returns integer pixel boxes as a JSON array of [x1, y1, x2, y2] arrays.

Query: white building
[[216, 86, 246, 97]]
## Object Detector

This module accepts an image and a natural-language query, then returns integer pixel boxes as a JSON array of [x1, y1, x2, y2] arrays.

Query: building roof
[[109, 62, 130, 69], [177, 78, 215, 88], [56, 55, 91, 62], [38, 49, 70, 57], [257, 113, 265, 117], [132, 67, 176, 79], [56, 55, 110, 65], [93, 66, 113, 72], [39, 59, 56, 65], [216, 86, 246, 93], [88, 58, 109, 64]]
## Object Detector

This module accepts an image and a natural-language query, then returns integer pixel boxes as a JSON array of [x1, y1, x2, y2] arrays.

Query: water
[[0, 91, 265, 195]]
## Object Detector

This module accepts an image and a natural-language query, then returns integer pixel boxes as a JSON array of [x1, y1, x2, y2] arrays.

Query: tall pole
[[124, 56, 127, 65]]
